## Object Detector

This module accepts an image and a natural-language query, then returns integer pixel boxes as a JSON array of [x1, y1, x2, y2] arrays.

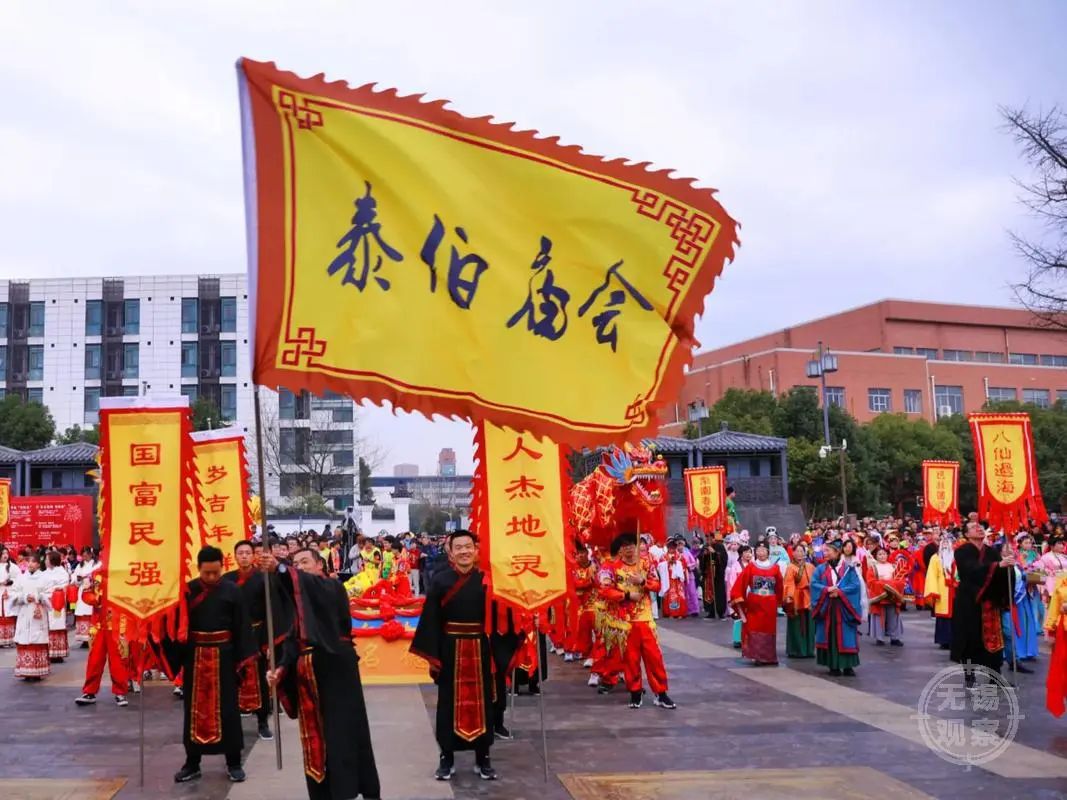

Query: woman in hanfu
[[1044, 573, 1067, 717], [658, 541, 689, 619], [726, 544, 751, 649], [1037, 536, 1067, 606], [730, 541, 783, 665], [0, 547, 19, 648], [812, 539, 863, 676], [679, 539, 701, 618], [867, 547, 905, 647]]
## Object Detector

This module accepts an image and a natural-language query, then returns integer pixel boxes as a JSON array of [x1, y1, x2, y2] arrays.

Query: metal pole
[[1007, 565, 1018, 687], [253, 385, 284, 770], [535, 615, 549, 783], [818, 342, 831, 447], [139, 679, 145, 787]]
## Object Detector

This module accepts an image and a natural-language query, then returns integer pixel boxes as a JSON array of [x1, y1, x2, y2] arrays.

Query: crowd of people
[[2, 509, 1067, 795]]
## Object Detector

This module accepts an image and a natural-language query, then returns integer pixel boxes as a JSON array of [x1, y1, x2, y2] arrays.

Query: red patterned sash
[[980, 601, 1004, 653], [296, 651, 327, 783], [237, 654, 262, 713], [451, 631, 487, 742], [190, 643, 222, 745]]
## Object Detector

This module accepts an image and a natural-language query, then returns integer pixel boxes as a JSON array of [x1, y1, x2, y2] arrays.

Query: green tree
[[693, 389, 778, 436], [0, 395, 56, 450], [863, 414, 963, 516], [191, 398, 222, 432], [786, 437, 855, 519], [773, 386, 823, 440], [409, 503, 454, 536], [55, 424, 100, 446], [358, 457, 374, 504]]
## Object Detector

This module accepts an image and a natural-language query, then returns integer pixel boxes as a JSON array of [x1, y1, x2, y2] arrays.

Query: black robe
[[410, 566, 494, 754], [698, 542, 729, 617], [276, 568, 380, 800], [223, 568, 292, 717], [950, 542, 1014, 671], [165, 578, 256, 756]]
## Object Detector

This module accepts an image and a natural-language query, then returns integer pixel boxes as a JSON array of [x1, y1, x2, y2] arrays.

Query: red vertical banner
[[968, 412, 1047, 532], [99, 397, 195, 642], [921, 460, 960, 527], [473, 421, 572, 621], [684, 466, 726, 532], [0, 477, 10, 544]]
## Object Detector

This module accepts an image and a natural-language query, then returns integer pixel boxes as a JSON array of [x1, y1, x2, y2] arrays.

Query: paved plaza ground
[[1, 611, 1066, 799]]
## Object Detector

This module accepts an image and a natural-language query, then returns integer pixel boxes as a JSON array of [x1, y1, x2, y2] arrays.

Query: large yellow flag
[[237, 59, 740, 446]]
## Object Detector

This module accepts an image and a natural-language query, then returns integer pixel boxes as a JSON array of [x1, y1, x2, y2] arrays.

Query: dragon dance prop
[[569, 443, 669, 549]]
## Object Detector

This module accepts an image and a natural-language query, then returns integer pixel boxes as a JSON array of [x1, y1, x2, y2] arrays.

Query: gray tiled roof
[[20, 443, 100, 464], [649, 425, 786, 455], [0, 446, 22, 465]]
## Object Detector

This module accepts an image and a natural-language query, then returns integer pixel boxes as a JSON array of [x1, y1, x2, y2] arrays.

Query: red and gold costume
[[567, 559, 598, 659], [596, 556, 668, 694], [80, 569, 131, 698]]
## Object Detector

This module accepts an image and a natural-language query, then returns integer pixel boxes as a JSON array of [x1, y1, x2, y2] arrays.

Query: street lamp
[[809, 341, 848, 518]]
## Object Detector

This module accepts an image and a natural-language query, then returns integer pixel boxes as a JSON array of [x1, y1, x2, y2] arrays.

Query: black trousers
[[184, 743, 241, 768], [441, 743, 490, 765]]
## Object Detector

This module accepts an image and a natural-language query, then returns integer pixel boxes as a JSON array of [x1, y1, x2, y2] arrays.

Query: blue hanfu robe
[[812, 560, 862, 670], [1002, 565, 1041, 662]]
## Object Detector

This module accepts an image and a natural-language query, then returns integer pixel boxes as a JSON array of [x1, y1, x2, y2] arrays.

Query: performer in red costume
[[567, 546, 598, 666], [597, 533, 676, 710], [73, 566, 130, 707]]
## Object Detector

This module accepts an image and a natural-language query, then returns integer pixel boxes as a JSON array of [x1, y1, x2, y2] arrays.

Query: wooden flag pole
[[253, 385, 284, 770], [535, 614, 550, 783]]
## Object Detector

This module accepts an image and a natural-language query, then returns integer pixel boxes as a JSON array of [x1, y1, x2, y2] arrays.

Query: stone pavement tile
[[0, 778, 126, 800], [561, 767, 933, 800]]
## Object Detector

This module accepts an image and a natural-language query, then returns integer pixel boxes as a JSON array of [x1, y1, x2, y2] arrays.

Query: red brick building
[[660, 299, 1067, 434]]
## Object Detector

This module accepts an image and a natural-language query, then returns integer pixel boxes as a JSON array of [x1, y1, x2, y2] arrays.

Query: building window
[[121, 385, 138, 397], [181, 298, 199, 334], [1022, 388, 1050, 408], [180, 385, 198, 402], [0, 302, 7, 334], [915, 347, 938, 359], [122, 343, 139, 379], [85, 300, 102, 336], [221, 297, 237, 333], [868, 388, 891, 413], [220, 341, 237, 377], [974, 351, 1006, 363], [28, 345, 43, 380], [892, 346, 915, 355], [280, 473, 311, 496], [84, 387, 100, 424], [0, 345, 5, 374], [824, 387, 845, 408], [180, 342, 198, 378], [313, 429, 353, 446], [333, 450, 355, 468], [333, 495, 354, 512], [279, 388, 296, 420], [941, 350, 973, 362], [28, 388, 43, 404], [332, 405, 354, 423], [1058, 390, 1067, 405], [0, 388, 6, 400], [28, 301, 44, 337], [124, 299, 140, 335], [1009, 353, 1038, 365], [84, 343, 101, 379], [904, 389, 923, 414], [935, 385, 964, 417], [221, 384, 237, 421], [987, 387, 1016, 403], [1040, 354, 1067, 367]]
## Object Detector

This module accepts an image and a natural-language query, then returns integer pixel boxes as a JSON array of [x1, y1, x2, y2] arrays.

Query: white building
[[0, 274, 359, 511]]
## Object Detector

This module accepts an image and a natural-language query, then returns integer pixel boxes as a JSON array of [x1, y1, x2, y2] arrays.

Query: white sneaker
[[130, 681, 141, 694], [587, 674, 599, 687], [564, 653, 575, 663], [582, 658, 593, 668], [115, 695, 129, 707]]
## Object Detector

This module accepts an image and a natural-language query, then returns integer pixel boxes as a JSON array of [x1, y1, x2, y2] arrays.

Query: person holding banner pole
[[168, 546, 257, 784]]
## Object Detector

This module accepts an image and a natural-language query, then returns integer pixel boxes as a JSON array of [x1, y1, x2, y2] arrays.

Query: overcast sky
[[1, 1, 1063, 474]]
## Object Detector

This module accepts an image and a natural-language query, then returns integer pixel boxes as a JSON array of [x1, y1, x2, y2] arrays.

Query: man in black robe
[[698, 532, 729, 619], [223, 538, 289, 742], [951, 522, 1016, 686], [267, 548, 381, 800], [170, 546, 257, 784], [410, 530, 496, 781]]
